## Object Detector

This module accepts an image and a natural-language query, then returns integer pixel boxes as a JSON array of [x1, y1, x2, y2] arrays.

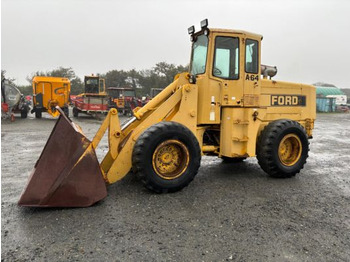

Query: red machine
[[71, 75, 109, 117], [107, 87, 144, 116]]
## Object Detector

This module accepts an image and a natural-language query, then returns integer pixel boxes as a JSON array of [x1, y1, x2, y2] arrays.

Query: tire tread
[[256, 119, 309, 178], [132, 121, 201, 193]]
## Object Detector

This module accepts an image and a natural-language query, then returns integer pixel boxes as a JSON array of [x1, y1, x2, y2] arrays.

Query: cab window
[[245, 39, 258, 74], [213, 36, 239, 79], [190, 34, 209, 75], [99, 79, 104, 93]]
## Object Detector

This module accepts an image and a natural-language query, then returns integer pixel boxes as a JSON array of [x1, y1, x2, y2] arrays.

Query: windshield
[[107, 89, 120, 97], [124, 90, 135, 97], [190, 34, 208, 75], [107, 89, 135, 97], [85, 78, 99, 93]]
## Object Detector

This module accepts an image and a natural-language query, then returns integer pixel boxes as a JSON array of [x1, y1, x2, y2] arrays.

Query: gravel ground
[[1, 111, 350, 261]]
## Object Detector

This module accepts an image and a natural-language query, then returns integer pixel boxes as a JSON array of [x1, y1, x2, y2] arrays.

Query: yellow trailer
[[19, 20, 316, 207], [32, 76, 70, 118]]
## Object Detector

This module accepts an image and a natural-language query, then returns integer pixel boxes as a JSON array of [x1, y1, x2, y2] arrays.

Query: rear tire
[[73, 107, 79, 117], [132, 121, 201, 193], [21, 109, 28, 118], [256, 119, 309, 178], [63, 107, 69, 117], [35, 109, 42, 119]]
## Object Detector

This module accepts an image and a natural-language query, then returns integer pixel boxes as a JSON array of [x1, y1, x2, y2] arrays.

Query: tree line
[[2, 62, 188, 97]]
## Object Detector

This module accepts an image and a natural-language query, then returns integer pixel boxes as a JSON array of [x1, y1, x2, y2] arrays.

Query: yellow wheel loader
[[19, 20, 316, 207]]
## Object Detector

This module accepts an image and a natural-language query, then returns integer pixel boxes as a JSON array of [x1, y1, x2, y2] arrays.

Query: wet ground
[[1, 111, 350, 261]]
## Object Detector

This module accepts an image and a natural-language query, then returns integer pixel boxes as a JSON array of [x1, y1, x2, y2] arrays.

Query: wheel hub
[[152, 140, 189, 180], [278, 134, 302, 166]]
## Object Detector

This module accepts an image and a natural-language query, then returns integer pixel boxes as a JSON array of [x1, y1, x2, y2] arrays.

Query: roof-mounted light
[[200, 19, 208, 29], [188, 25, 195, 35]]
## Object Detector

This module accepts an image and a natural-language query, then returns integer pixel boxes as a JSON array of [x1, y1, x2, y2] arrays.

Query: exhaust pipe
[[261, 64, 277, 79]]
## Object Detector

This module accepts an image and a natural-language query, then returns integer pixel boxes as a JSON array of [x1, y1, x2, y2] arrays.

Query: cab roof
[[107, 87, 134, 90], [209, 28, 263, 40]]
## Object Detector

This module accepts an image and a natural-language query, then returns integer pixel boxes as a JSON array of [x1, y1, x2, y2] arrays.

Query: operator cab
[[188, 19, 261, 82], [188, 19, 263, 124], [84, 75, 106, 95]]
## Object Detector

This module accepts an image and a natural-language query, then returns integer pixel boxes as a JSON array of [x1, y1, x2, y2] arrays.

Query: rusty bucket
[[18, 108, 107, 207]]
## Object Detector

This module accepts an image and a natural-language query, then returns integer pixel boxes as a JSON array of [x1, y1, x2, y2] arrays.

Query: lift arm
[[93, 73, 198, 184]]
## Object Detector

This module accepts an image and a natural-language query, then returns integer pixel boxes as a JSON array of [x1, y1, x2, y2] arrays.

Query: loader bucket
[[18, 108, 107, 207]]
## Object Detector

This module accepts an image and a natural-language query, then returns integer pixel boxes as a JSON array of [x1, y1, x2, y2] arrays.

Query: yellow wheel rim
[[278, 134, 302, 166], [152, 140, 189, 180]]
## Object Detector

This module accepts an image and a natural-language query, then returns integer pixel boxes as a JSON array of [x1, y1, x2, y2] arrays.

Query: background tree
[[136, 62, 188, 96], [138, 69, 162, 96], [104, 70, 129, 88], [312, 82, 337, 87], [153, 62, 188, 85], [2, 70, 16, 84], [69, 77, 83, 95]]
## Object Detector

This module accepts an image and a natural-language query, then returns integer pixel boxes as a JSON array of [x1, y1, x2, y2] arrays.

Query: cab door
[[211, 35, 244, 108], [198, 34, 244, 124], [99, 79, 105, 94]]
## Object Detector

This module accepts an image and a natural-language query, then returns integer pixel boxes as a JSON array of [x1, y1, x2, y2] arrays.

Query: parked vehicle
[[1, 78, 30, 121], [107, 87, 142, 116], [71, 75, 109, 117], [31, 76, 70, 118]]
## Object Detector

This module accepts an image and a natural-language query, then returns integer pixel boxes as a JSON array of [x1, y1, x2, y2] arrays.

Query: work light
[[200, 19, 208, 28], [188, 25, 195, 35]]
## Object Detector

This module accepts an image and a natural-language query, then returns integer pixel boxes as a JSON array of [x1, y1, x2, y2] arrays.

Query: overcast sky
[[1, 0, 350, 87]]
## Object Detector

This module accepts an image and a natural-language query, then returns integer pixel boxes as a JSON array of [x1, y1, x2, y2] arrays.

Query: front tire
[[256, 119, 309, 178], [35, 109, 42, 119], [73, 107, 79, 117], [132, 121, 201, 193]]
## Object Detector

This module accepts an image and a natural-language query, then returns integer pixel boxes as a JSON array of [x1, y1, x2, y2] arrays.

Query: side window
[[190, 34, 209, 75], [245, 39, 259, 74], [213, 36, 239, 79], [99, 79, 104, 93]]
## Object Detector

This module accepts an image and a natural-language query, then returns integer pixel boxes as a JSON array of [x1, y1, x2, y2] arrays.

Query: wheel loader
[[19, 20, 316, 207]]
